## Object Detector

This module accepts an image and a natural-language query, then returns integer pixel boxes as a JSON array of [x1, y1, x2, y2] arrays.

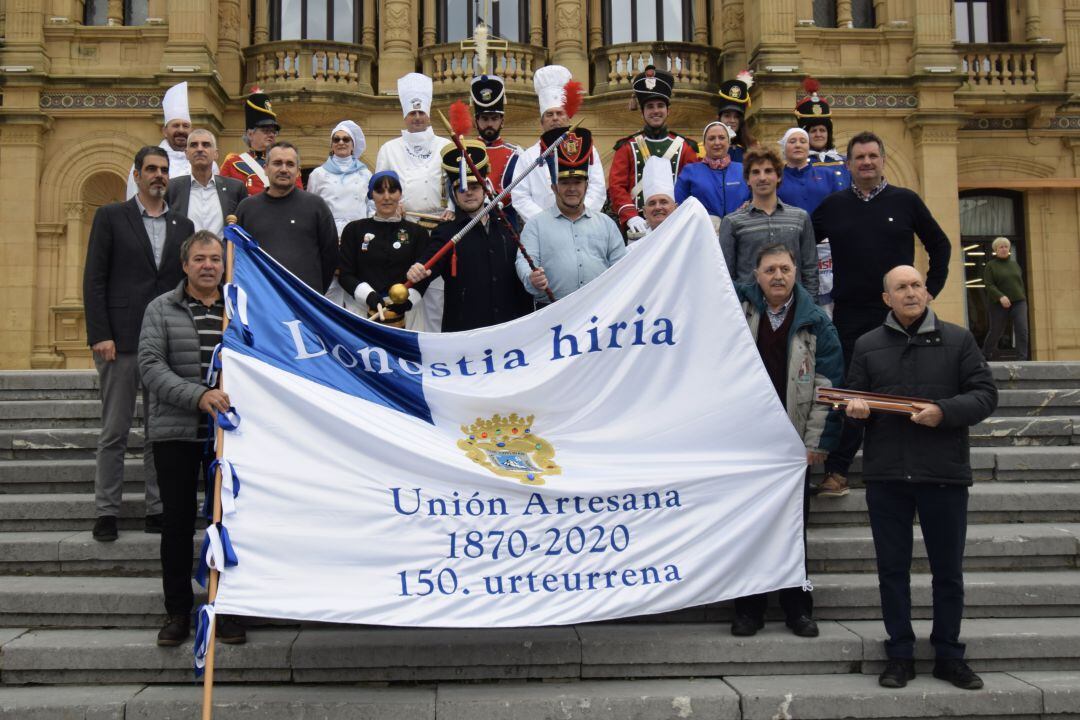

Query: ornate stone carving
[[40, 91, 163, 111], [383, 1, 412, 50], [554, 1, 583, 51], [218, 0, 241, 43]]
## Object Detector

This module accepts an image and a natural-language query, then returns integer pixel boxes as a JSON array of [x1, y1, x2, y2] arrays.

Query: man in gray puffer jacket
[[138, 229, 245, 647]]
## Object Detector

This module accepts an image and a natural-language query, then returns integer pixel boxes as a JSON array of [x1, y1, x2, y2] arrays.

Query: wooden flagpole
[[201, 218, 237, 720]]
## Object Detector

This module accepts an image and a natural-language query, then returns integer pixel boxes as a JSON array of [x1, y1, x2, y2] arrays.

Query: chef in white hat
[[509, 65, 607, 223], [639, 155, 678, 237], [374, 72, 453, 332], [125, 82, 217, 199]]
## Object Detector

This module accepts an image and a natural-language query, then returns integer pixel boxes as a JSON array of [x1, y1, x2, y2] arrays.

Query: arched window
[[83, 0, 149, 25], [603, 0, 695, 44], [271, 0, 361, 43], [439, 0, 530, 44]]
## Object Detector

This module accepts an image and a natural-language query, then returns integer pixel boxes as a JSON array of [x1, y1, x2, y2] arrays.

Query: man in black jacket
[[812, 130, 952, 497], [845, 265, 997, 691], [83, 146, 196, 541], [165, 129, 246, 237]]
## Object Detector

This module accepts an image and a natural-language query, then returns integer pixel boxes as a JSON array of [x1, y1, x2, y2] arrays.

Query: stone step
[[0, 399, 142, 430], [809, 483, 1080, 525], [0, 530, 203, 576], [808, 523, 1080, 573], [971, 416, 1077, 447], [991, 361, 1080, 389], [993, 446, 1080, 481], [0, 428, 143, 461], [1, 570, 1078, 630], [0, 494, 152, 532], [2, 618, 1079, 686], [0, 371, 99, 401], [0, 459, 147, 494], [993, 388, 1080, 417]]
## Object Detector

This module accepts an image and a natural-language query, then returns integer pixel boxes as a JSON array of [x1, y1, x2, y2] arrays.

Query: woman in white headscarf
[[776, 126, 848, 216], [674, 121, 749, 228], [307, 120, 374, 236]]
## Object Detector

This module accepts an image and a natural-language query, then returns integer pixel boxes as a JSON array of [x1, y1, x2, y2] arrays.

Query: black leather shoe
[[730, 613, 764, 637], [144, 513, 163, 534], [216, 615, 247, 645], [933, 659, 984, 690], [786, 614, 820, 638], [92, 515, 118, 542], [878, 658, 916, 688], [157, 614, 191, 647]]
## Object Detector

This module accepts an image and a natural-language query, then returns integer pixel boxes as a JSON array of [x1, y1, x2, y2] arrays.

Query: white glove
[[627, 216, 648, 235]]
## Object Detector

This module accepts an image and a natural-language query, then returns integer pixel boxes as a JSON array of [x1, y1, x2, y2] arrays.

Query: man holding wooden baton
[[843, 265, 996, 691]]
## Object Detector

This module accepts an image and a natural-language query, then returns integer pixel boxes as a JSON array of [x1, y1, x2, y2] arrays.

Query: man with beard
[[234, 142, 338, 293], [406, 141, 532, 331], [126, 83, 217, 198], [220, 88, 301, 196], [608, 65, 698, 238], [471, 74, 522, 223], [511, 65, 606, 223], [83, 146, 195, 542], [516, 127, 624, 303]]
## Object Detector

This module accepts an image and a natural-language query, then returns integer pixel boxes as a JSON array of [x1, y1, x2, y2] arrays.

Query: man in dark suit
[[83, 145, 196, 542], [166, 129, 246, 236]]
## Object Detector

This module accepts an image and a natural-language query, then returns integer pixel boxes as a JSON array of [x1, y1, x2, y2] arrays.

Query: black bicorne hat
[[245, 89, 280, 130]]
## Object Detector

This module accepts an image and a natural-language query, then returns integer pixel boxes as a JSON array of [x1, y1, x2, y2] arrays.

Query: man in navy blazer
[[83, 145, 196, 542], [166, 129, 246, 236]]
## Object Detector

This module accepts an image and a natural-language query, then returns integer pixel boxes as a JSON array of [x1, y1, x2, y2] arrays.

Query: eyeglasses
[[332, 136, 352, 143]]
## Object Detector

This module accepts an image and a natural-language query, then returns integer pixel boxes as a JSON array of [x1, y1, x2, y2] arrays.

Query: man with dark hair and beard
[[471, 74, 523, 226]]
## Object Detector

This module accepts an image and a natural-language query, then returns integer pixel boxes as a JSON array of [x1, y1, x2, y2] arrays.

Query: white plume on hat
[[533, 65, 573, 115], [332, 120, 366, 159], [162, 82, 190, 124], [397, 73, 433, 117], [642, 156, 675, 202]]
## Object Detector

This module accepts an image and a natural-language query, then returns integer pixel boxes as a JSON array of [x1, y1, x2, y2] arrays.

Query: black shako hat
[[717, 71, 754, 116], [471, 75, 506, 115], [632, 65, 674, 108], [540, 126, 593, 181], [441, 140, 490, 187], [795, 77, 832, 131], [245, 89, 280, 131]]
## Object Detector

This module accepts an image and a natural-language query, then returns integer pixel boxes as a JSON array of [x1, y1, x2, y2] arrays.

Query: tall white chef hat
[[162, 82, 191, 124], [642, 155, 675, 202], [533, 65, 573, 115], [397, 73, 433, 117]]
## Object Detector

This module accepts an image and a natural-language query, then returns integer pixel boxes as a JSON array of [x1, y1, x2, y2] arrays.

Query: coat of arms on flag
[[457, 413, 560, 485]]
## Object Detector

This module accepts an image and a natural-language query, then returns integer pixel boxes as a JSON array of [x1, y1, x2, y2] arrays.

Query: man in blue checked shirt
[[516, 126, 626, 305]]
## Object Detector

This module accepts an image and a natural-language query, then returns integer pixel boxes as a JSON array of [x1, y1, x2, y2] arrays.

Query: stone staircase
[[0, 364, 1078, 719]]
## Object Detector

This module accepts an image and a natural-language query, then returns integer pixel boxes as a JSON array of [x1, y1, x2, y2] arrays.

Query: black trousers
[[866, 481, 968, 660], [824, 301, 889, 477], [154, 440, 208, 616], [733, 471, 813, 622], [982, 299, 1029, 360]]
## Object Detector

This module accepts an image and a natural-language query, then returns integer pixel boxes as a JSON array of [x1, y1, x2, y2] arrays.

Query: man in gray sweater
[[235, 141, 339, 292], [139, 230, 245, 647]]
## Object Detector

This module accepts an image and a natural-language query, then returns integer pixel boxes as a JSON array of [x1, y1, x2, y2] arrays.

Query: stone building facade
[[0, 0, 1078, 368]]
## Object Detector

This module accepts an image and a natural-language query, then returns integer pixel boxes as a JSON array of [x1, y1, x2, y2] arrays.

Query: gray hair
[[181, 230, 225, 263], [187, 128, 216, 147], [991, 236, 1011, 252]]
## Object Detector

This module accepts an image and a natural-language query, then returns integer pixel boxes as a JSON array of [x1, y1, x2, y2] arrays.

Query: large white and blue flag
[[207, 198, 808, 629]]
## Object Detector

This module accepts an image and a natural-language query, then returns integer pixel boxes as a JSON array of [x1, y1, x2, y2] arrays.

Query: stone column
[[217, 0, 243, 92], [107, 0, 123, 25], [253, 0, 269, 43], [4, 0, 47, 70], [529, 0, 544, 46], [837, 0, 853, 28], [379, 0, 417, 94], [421, 0, 436, 47], [147, 0, 167, 19], [1066, 0, 1080, 95], [745, 0, 799, 74], [911, 0, 957, 71], [905, 115, 967, 326], [1026, 0, 1042, 41], [162, 0, 216, 71], [718, 0, 743, 76], [362, 0, 376, 47], [588, 0, 603, 52], [550, 0, 588, 83], [60, 202, 88, 306], [0, 123, 46, 369], [693, 0, 708, 44]]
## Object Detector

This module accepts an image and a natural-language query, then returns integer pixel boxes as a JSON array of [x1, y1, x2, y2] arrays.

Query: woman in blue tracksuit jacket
[[674, 121, 749, 220], [776, 127, 849, 215]]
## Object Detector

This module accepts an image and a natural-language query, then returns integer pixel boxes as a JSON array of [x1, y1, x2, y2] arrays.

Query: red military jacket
[[480, 136, 523, 204], [607, 129, 699, 227], [220, 151, 303, 196]]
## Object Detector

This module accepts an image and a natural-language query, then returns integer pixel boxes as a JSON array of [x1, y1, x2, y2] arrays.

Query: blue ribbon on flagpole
[[223, 223, 259, 250], [224, 283, 254, 345], [215, 406, 241, 431], [205, 343, 223, 388], [195, 522, 239, 588], [193, 602, 216, 678]]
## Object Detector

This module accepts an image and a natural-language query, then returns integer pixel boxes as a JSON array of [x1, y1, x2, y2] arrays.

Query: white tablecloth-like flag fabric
[[210, 197, 809, 628]]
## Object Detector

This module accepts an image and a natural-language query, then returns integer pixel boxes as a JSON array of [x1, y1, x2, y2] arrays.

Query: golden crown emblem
[[457, 413, 561, 485]]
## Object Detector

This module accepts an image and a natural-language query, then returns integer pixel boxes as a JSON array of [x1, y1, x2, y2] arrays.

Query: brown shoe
[[157, 614, 191, 647], [216, 615, 247, 645], [817, 472, 850, 497]]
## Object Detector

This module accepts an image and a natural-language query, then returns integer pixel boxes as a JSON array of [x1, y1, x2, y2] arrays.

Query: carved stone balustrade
[[420, 41, 548, 95], [590, 42, 720, 97], [243, 39, 375, 96], [958, 43, 1064, 92]]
